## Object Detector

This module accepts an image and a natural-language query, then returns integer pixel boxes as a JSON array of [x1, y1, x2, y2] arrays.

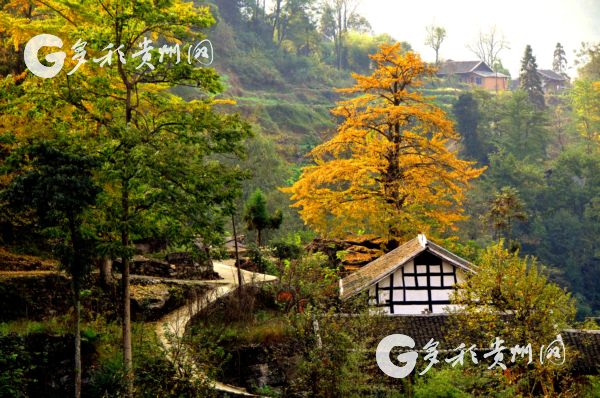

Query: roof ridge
[[339, 234, 476, 300], [468, 61, 483, 72]]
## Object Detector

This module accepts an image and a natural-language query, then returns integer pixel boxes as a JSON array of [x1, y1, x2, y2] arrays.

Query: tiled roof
[[472, 70, 509, 78], [437, 61, 484, 75], [375, 314, 453, 347], [538, 69, 568, 81], [371, 315, 600, 375], [339, 235, 476, 300], [562, 329, 600, 374]]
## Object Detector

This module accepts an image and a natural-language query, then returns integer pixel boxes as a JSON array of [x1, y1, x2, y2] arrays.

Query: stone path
[[154, 261, 277, 397]]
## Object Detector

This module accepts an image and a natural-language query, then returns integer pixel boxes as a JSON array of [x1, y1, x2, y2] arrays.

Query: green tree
[[452, 242, 576, 397], [483, 186, 527, 245], [553, 42, 568, 78], [243, 188, 283, 245], [495, 90, 549, 159], [575, 42, 600, 80], [345, 32, 399, 73], [571, 79, 600, 152], [425, 24, 446, 64], [453, 92, 487, 163], [2, 141, 100, 398], [320, 0, 363, 70], [519, 45, 546, 109], [0, 2, 251, 395], [269, 0, 318, 54], [535, 148, 600, 312]]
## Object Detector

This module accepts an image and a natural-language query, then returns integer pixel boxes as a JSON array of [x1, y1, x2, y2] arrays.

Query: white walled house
[[339, 234, 476, 315]]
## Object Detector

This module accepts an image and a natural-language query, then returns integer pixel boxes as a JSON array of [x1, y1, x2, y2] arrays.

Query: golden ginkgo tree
[[283, 43, 484, 240]]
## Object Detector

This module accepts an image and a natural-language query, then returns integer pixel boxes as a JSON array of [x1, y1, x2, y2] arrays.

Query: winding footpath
[[154, 261, 278, 397]]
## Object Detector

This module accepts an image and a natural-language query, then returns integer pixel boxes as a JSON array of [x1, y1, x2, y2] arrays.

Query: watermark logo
[[23, 34, 213, 79], [376, 333, 565, 378], [376, 334, 419, 378], [24, 34, 66, 78]]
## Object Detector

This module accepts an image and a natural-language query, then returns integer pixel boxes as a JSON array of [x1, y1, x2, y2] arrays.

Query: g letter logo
[[24, 34, 66, 78], [376, 334, 419, 378]]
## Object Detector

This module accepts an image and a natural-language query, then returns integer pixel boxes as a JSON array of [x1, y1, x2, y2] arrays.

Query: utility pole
[[231, 213, 243, 289]]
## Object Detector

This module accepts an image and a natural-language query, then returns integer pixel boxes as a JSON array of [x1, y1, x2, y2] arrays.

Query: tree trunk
[[122, 257, 132, 394], [272, 0, 282, 45], [67, 215, 83, 398], [116, 16, 134, 397], [99, 256, 113, 286], [74, 285, 81, 398], [121, 183, 133, 397], [336, 5, 343, 69]]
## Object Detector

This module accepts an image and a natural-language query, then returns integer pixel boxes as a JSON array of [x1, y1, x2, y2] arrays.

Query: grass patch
[[188, 286, 293, 348], [0, 316, 70, 336]]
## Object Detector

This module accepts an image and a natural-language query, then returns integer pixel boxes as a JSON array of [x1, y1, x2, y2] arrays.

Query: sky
[[356, 0, 600, 77]]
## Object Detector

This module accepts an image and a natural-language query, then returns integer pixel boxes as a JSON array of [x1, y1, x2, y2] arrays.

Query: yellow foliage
[[283, 43, 485, 240]]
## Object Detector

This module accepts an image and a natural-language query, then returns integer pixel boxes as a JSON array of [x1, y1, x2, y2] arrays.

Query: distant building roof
[[472, 70, 509, 78], [437, 60, 491, 75], [339, 234, 476, 300], [538, 69, 568, 81]]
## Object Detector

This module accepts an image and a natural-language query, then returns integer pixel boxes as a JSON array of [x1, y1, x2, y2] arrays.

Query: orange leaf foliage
[[282, 43, 485, 240]]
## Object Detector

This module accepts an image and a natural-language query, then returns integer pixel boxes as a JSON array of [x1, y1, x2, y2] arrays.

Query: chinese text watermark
[[376, 333, 566, 378], [23, 34, 213, 79]]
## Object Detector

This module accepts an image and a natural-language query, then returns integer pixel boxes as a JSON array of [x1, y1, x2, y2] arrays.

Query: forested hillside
[[201, 1, 600, 317], [193, 0, 406, 236]]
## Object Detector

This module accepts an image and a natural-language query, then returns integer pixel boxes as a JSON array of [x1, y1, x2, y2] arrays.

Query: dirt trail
[[154, 261, 277, 397]]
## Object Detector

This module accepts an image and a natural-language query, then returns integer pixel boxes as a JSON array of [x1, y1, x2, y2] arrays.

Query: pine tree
[[552, 42, 568, 77], [519, 45, 545, 109], [244, 189, 283, 245]]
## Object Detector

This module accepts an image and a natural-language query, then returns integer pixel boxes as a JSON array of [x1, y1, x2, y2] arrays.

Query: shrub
[[271, 239, 303, 261], [0, 335, 33, 398]]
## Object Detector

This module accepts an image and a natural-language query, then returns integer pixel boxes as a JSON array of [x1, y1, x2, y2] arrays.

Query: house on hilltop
[[339, 234, 476, 315], [511, 69, 569, 93], [436, 60, 509, 91], [538, 69, 569, 92]]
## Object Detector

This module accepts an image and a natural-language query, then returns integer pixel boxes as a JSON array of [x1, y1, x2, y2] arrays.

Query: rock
[[131, 283, 170, 313], [129, 282, 209, 321], [114, 255, 173, 278], [223, 344, 287, 390], [165, 252, 193, 265], [249, 363, 270, 388]]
